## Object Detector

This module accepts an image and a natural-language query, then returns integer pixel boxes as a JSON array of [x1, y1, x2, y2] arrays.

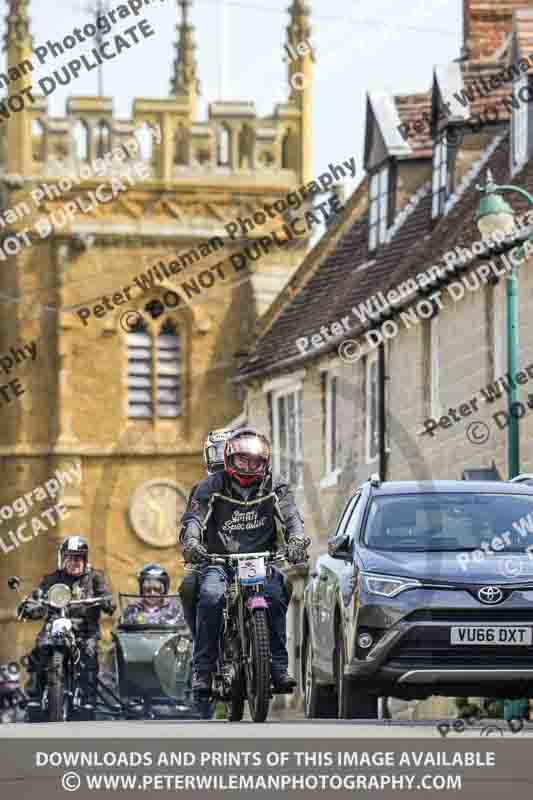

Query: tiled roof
[[236, 132, 527, 383]]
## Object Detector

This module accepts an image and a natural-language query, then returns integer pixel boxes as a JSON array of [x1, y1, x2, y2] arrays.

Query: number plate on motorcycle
[[450, 626, 532, 645], [238, 557, 266, 585]]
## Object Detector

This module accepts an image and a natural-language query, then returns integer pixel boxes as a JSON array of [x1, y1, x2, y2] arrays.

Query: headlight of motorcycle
[[6, 663, 19, 678], [176, 637, 190, 654], [48, 583, 72, 609], [360, 572, 422, 598]]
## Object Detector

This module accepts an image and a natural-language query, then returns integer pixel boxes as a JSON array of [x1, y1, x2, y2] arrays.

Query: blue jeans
[[194, 565, 289, 674]]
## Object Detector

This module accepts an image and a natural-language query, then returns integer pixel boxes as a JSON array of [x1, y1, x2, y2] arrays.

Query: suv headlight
[[361, 572, 422, 598]]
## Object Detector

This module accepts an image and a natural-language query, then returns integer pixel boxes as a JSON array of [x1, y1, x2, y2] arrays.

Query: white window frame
[[512, 73, 528, 172], [271, 381, 304, 488], [369, 164, 389, 251], [320, 366, 342, 487], [365, 355, 379, 464], [431, 135, 448, 218], [429, 314, 441, 419]]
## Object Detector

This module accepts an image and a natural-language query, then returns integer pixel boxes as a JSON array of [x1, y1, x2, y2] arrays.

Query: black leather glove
[[183, 539, 208, 565], [286, 537, 309, 565]]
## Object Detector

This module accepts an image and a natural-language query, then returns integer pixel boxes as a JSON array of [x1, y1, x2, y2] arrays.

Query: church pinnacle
[[171, 0, 200, 112]]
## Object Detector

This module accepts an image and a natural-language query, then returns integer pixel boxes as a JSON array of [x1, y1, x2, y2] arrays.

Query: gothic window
[[73, 120, 89, 161], [136, 123, 154, 162], [431, 134, 448, 218], [512, 73, 528, 171], [369, 163, 390, 251], [96, 120, 111, 159], [217, 125, 231, 167], [127, 316, 181, 420]]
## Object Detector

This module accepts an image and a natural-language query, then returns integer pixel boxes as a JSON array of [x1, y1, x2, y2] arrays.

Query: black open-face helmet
[[203, 429, 232, 474], [58, 536, 89, 570], [137, 564, 170, 595]]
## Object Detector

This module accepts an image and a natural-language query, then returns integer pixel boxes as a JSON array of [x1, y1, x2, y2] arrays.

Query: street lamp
[[474, 170, 533, 478]]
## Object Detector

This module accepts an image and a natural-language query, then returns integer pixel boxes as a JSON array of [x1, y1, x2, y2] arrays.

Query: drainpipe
[[507, 266, 520, 478], [378, 342, 387, 481]]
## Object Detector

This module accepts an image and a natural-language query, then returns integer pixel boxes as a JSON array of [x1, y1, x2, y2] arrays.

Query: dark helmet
[[137, 564, 170, 595], [224, 427, 271, 487], [203, 429, 231, 474], [58, 536, 89, 570]]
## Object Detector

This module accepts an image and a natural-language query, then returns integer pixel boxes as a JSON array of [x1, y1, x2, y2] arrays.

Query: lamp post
[[474, 170, 533, 478]]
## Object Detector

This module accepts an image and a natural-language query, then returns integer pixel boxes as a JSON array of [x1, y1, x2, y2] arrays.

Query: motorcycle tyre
[[47, 651, 68, 722], [246, 609, 271, 723]]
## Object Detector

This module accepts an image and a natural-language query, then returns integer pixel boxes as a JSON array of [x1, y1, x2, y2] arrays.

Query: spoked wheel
[[245, 610, 271, 723], [47, 651, 68, 722]]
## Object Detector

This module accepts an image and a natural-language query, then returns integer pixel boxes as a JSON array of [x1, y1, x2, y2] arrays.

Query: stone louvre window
[[127, 317, 181, 420]]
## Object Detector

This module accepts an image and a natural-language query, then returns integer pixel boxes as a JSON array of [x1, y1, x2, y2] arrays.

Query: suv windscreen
[[363, 493, 533, 552]]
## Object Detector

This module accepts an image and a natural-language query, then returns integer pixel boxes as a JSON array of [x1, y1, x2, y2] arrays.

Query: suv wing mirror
[[328, 535, 353, 561]]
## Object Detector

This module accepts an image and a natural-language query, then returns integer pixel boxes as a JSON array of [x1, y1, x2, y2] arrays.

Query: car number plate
[[451, 626, 532, 645], [238, 557, 266, 585]]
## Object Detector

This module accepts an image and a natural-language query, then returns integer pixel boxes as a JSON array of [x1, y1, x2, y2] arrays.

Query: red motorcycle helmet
[[224, 427, 271, 487]]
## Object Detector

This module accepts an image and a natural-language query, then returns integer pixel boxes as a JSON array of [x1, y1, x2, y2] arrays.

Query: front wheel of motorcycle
[[246, 609, 271, 723], [47, 651, 68, 722]]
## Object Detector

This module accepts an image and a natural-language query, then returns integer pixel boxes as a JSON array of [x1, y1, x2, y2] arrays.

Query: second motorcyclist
[[19, 536, 115, 709], [179, 426, 308, 695]]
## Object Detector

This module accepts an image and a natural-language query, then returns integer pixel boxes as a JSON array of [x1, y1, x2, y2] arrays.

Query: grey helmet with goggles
[[58, 536, 89, 570], [203, 429, 232, 474], [137, 564, 170, 595], [224, 427, 271, 487]]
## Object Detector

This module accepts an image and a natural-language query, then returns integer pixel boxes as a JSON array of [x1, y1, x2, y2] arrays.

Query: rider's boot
[[192, 672, 212, 697], [271, 670, 297, 693]]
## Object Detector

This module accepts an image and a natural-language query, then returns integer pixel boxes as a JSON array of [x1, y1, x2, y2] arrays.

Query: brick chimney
[[463, 0, 517, 67]]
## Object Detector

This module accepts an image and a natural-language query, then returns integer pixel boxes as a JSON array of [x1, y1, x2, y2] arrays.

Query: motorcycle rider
[[19, 536, 115, 708], [178, 429, 232, 635], [122, 564, 185, 626], [179, 426, 308, 695]]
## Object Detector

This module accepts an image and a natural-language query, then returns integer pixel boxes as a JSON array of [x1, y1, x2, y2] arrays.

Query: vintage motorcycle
[[0, 661, 26, 723], [200, 548, 298, 723], [8, 575, 113, 722]]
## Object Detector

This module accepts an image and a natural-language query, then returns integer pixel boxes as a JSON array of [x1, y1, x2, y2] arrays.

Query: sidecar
[[99, 594, 199, 720]]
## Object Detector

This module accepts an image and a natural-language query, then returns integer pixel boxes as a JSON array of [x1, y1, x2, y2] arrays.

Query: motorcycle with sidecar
[[97, 593, 199, 720]]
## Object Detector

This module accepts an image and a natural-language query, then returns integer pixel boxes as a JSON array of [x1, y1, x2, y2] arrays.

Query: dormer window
[[431, 133, 448, 218], [512, 73, 528, 171], [369, 163, 391, 251]]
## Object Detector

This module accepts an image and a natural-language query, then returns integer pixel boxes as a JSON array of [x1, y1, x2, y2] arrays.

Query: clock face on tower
[[129, 479, 188, 549]]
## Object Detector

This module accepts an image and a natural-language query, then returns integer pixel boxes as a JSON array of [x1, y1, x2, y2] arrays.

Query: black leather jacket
[[22, 567, 115, 637], [179, 470, 304, 555]]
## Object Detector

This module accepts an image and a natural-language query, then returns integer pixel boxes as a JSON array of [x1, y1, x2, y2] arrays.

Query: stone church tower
[[0, 0, 313, 659]]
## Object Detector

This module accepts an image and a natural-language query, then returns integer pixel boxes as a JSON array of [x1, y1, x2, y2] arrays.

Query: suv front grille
[[407, 609, 533, 623]]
